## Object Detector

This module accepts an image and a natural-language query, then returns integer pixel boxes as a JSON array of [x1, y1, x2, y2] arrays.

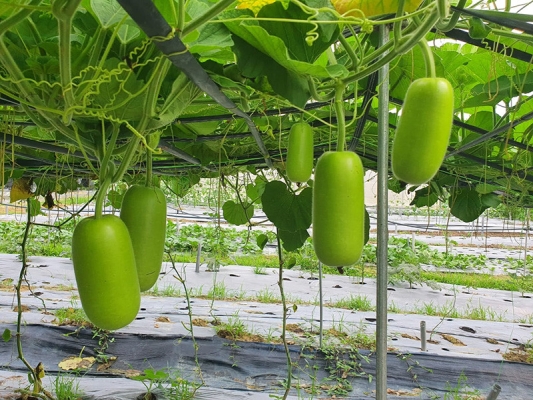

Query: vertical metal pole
[[524, 209, 529, 277], [486, 383, 501, 400], [195, 242, 202, 273], [420, 321, 427, 351], [376, 24, 390, 400], [319, 262, 323, 348]]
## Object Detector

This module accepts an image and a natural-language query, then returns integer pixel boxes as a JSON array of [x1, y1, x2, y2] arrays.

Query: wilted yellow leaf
[[236, 0, 278, 15], [58, 356, 96, 370], [10, 178, 33, 202]]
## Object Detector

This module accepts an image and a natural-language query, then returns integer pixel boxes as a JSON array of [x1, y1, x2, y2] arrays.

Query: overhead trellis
[[0, 0, 533, 207]]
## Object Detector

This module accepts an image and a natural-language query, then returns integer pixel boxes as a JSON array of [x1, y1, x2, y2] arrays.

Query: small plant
[[53, 308, 90, 327], [92, 329, 115, 364], [207, 281, 228, 299], [253, 264, 268, 275], [443, 373, 482, 400], [132, 368, 168, 400], [53, 373, 84, 400], [333, 294, 373, 311], [147, 284, 182, 297], [255, 287, 280, 303], [215, 312, 263, 342]]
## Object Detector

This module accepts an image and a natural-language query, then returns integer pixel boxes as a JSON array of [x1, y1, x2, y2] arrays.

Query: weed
[[148, 284, 182, 297], [253, 264, 268, 275], [53, 308, 90, 327], [132, 368, 200, 400], [443, 373, 482, 400], [215, 312, 264, 342], [53, 373, 84, 400], [333, 294, 373, 311], [207, 281, 228, 299], [463, 301, 506, 322], [92, 329, 115, 364], [255, 288, 280, 303]]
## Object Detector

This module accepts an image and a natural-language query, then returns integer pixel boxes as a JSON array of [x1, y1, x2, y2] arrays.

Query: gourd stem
[[338, 33, 359, 70], [418, 39, 436, 79], [145, 148, 153, 187], [393, 0, 406, 47], [334, 81, 347, 151], [307, 76, 335, 102], [94, 176, 112, 219], [0, 0, 41, 35], [436, 0, 467, 31], [177, 0, 185, 33], [437, 0, 449, 23], [112, 137, 141, 183], [99, 124, 120, 184]]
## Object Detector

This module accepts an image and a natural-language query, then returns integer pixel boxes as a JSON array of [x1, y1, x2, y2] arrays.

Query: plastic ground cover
[[1, 254, 533, 399]]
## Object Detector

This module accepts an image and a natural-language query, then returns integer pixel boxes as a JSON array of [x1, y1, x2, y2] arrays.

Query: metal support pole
[[319, 262, 323, 348], [420, 321, 427, 352], [376, 24, 390, 400], [195, 242, 202, 273], [486, 383, 501, 400]]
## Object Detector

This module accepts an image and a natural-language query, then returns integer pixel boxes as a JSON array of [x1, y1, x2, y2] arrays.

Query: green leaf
[[222, 200, 254, 225], [261, 181, 312, 233], [28, 198, 43, 218], [284, 255, 297, 269], [2, 328, 11, 342], [91, 0, 127, 29], [468, 17, 491, 40], [246, 181, 265, 203], [278, 228, 310, 252], [410, 186, 439, 208], [463, 73, 533, 108], [388, 178, 407, 194], [224, 9, 348, 79], [107, 189, 124, 209], [449, 187, 499, 222], [256, 1, 339, 64], [481, 192, 501, 208], [475, 183, 499, 194], [148, 74, 202, 130], [232, 36, 310, 107], [256, 233, 269, 250], [117, 22, 141, 44]]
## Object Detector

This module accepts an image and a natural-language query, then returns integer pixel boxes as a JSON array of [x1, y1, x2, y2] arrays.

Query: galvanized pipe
[[420, 321, 427, 351], [486, 383, 501, 400], [375, 24, 390, 400]]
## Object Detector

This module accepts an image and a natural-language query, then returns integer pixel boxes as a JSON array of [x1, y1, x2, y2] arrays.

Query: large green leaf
[[410, 186, 439, 208], [88, 58, 146, 121], [463, 73, 533, 108], [279, 228, 310, 252], [90, 0, 127, 29], [257, 0, 339, 64], [148, 74, 202, 130], [232, 35, 310, 107], [449, 187, 501, 222], [261, 181, 312, 233], [222, 200, 254, 225], [223, 9, 347, 79]]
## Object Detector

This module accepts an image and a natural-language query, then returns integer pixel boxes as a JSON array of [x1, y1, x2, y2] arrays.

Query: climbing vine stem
[[277, 230, 292, 400], [417, 38, 436, 79], [334, 81, 347, 151]]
